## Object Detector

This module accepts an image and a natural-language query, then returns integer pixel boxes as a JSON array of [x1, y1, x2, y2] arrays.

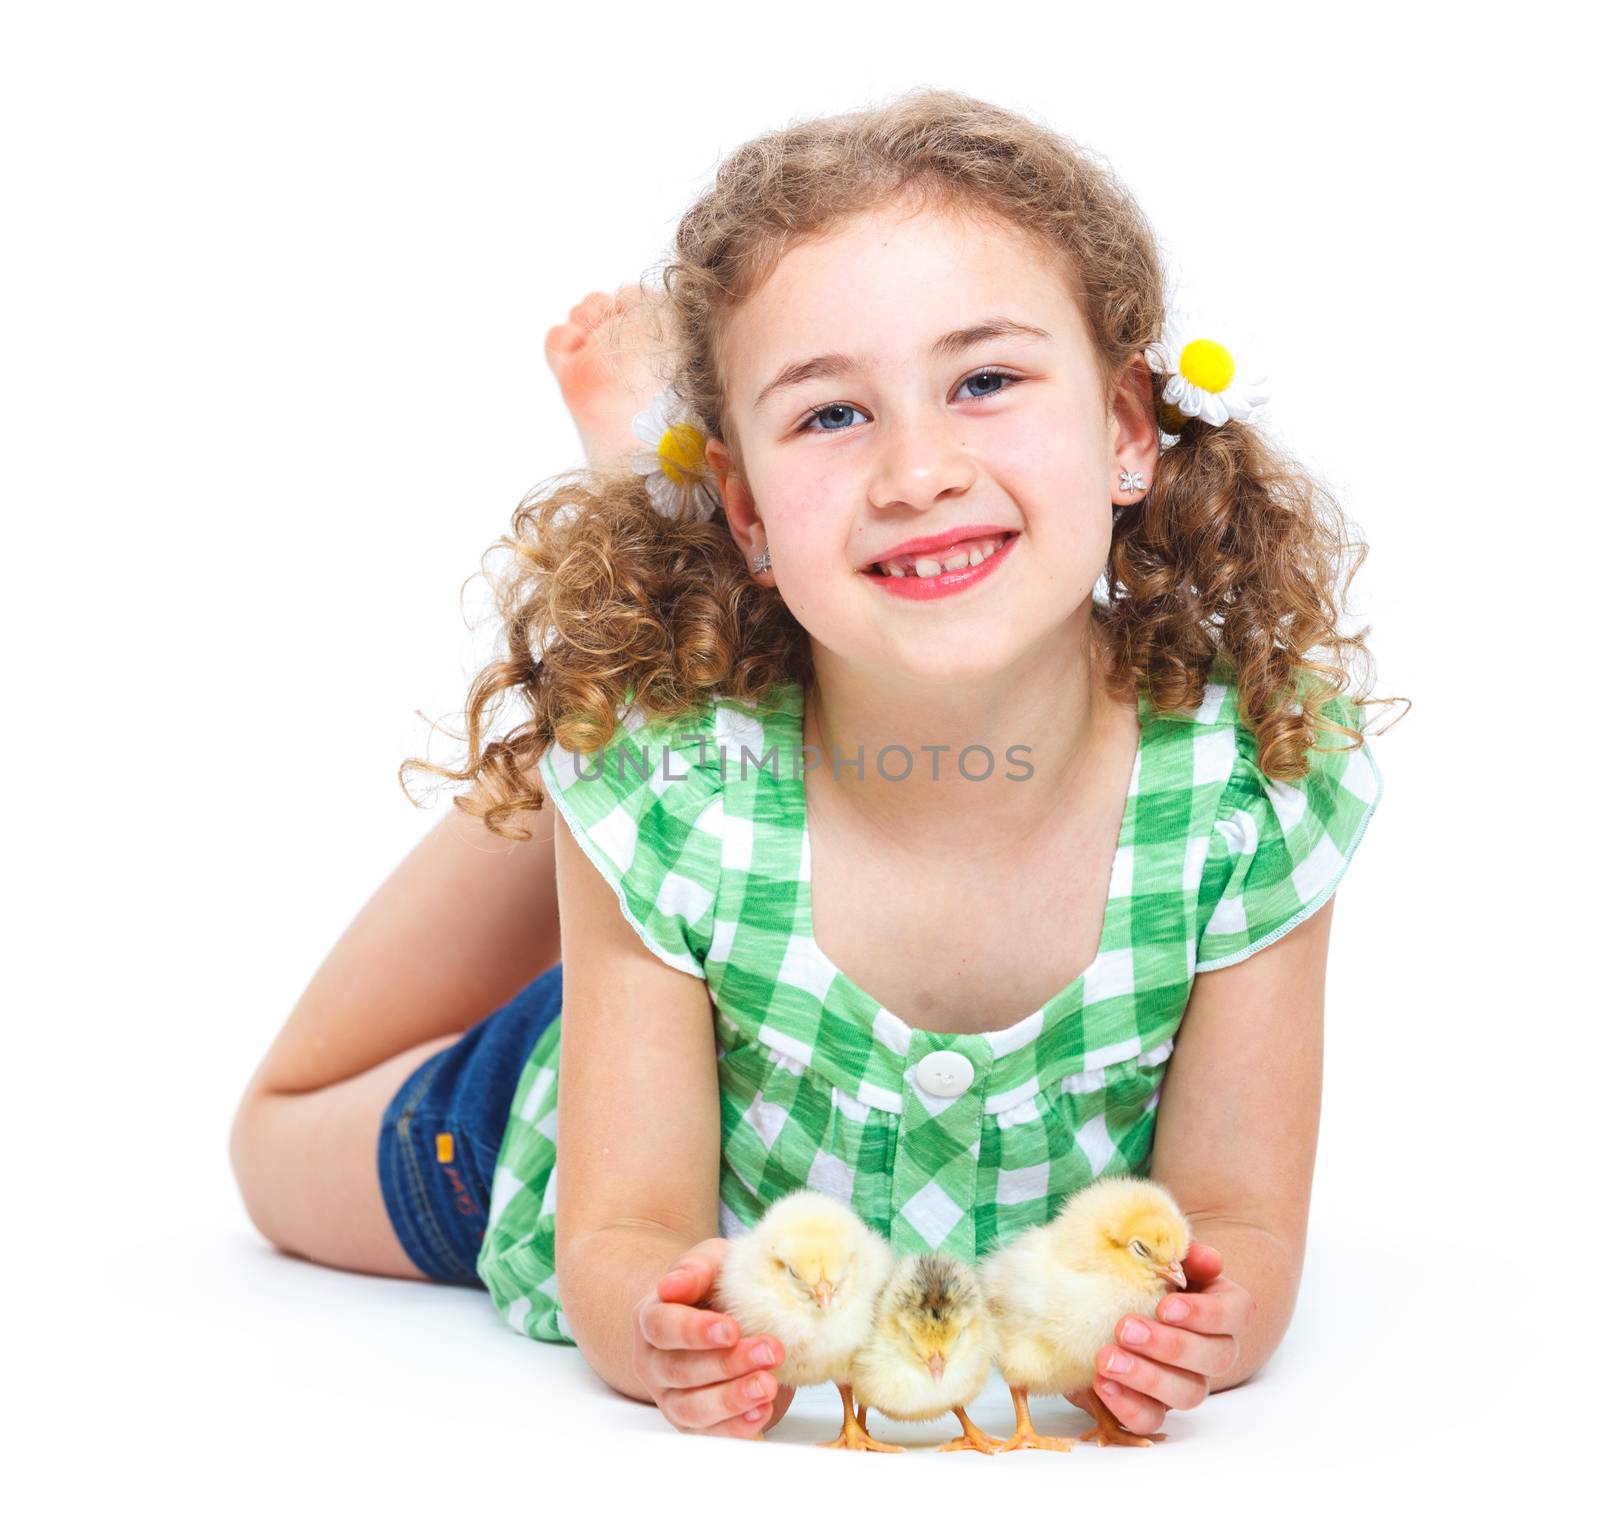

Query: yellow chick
[[715, 1189, 897, 1451], [981, 1175, 1191, 1452], [848, 1251, 1003, 1455]]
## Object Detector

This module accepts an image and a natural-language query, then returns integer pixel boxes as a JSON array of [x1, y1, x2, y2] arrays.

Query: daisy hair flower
[[629, 389, 722, 523], [1144, 321, 1270, 433]]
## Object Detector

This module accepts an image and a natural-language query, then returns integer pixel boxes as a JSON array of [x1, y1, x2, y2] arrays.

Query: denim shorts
[[376, 962, 563, 1285]]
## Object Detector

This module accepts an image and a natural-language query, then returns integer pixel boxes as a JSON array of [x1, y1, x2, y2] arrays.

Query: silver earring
[[1118, 468, 1146, 493], [752, 546, 771, 574]]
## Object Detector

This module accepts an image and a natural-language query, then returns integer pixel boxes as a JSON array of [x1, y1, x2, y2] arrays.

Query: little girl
[[230, 88, 1393, 1446]]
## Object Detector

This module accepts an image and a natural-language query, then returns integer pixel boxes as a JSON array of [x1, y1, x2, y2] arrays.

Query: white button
[[915, 1050, 974, 1098]]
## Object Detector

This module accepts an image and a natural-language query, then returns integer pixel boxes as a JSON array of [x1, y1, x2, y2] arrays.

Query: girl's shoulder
[[536, 680, 807, 977], [1182, 657, 1385, 972]]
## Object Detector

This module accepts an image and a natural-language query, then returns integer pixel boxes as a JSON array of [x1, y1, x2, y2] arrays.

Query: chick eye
[[1131, 1241, 1150, 1258]]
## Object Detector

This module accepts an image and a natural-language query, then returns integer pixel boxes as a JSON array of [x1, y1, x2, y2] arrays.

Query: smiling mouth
[[867, 531, 1019, 577]]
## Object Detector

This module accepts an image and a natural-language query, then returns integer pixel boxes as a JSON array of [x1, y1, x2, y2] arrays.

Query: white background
[[7, 2, 1592, 1512]]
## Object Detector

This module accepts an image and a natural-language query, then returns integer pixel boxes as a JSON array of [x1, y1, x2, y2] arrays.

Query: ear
[[1108, 354, 1162, 503], [705, 436, 774, 582]]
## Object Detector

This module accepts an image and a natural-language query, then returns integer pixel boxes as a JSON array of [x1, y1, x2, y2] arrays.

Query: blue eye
[[795, 369, 1022, 434]]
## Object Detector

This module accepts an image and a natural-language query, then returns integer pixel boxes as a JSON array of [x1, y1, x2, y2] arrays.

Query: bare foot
[[543, 283, 680, 467]]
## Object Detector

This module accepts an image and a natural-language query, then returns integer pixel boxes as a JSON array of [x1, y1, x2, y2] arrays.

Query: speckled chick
[[849, 1251, 1003, 1454]]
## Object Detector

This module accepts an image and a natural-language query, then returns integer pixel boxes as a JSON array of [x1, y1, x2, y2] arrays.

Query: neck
[[802, 616, 1132, 859]]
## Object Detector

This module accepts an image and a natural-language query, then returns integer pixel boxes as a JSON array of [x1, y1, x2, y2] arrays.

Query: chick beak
[[811, 1279, 833, 1310], [926, 1353, 946, 1384], [1160, 1262, 1188, 1290]]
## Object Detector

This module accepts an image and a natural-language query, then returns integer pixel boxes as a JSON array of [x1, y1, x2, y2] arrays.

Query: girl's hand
[[630, 1237, 796, 1438], [1072, 1240, 1255, 1438]]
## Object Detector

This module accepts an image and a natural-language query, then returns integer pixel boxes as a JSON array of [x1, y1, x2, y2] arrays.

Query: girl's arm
[[1087, 894, 1335, 1431], [551, 808, 785, 1429], [1151, 894, 1333, 1384]]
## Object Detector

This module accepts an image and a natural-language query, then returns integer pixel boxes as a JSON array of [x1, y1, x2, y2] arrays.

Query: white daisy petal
[[632, 395, 667, 447], [644, 471, 677, 517], [695, 480, 723, 520], [1199, 390, 1229, 426]]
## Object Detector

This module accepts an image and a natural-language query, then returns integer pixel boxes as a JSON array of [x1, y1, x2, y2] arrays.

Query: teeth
[[877, 533, 1009, 577]]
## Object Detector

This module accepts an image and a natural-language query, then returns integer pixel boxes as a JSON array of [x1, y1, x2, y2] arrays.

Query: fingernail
[[1101, 1379, 1120, 1397], [747, 1375, 771, 1401], [1106, 1351, 1133, 1374], [711, 1323, 734, 1346], [744, 1408, 766, 1422], [1120, 1319, 1150, 1345], [752, 1343, 776, 1367], [1162, 1299, 1189, 1323]]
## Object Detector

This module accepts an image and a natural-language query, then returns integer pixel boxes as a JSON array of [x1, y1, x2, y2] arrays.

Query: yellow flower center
[[656, 423, 706, 487], [1178, 339, 1235, 395]]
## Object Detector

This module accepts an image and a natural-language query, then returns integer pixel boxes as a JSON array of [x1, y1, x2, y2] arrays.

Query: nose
[[863, 404, 977, 514]]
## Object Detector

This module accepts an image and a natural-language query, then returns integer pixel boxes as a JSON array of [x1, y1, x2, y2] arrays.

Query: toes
[[545, 292, 622, 362], [571, 291, 621, 328]]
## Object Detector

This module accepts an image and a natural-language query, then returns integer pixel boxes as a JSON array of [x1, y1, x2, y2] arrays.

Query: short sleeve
[[1195, 692, 1384, 972], [537, 700, 724, 978]]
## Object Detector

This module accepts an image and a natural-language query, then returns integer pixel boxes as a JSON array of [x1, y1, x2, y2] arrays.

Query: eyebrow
[[751, 318, 1053, 413]]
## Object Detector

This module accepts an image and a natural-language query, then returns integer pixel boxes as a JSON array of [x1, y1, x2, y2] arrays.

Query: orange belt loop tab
[[435, 1132, 455, 1164]]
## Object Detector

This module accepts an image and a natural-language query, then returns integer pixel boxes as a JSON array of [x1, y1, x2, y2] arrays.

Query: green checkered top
[[476, 657, 1384, 1343]]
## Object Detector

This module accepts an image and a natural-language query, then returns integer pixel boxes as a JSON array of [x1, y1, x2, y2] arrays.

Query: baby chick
[[715, 1189, 898, 1451], [848, 1251, 1003, 1454], [982, 1175, 1191, 1452]]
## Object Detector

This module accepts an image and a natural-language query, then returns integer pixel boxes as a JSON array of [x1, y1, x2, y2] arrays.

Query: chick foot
[[937, 1406, 1003, 1455], [994, 1385, 1078, 1453], [1076, 1385, 1166, 1447], [543, 282, 679, 467], [819, 1384, 904, 1453]]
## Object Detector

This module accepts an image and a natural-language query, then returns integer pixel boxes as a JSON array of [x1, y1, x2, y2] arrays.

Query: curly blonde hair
[[403, 87, 1404, 841]]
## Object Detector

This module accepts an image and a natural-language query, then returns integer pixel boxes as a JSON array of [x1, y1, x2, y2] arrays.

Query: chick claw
[[937, 1406, 1003, 1455], [994, 1386, 1078, 1454], [1076, 1385, 1166, 1447], [818, 1385, 904, 1453]]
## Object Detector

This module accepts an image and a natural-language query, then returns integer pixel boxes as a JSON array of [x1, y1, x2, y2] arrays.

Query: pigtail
[[399, 462, 808, 841], [1097, 406, 1388, 784]]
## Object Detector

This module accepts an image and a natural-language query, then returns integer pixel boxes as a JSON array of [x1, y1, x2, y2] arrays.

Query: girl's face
[[706, 200, 1159, 688]]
